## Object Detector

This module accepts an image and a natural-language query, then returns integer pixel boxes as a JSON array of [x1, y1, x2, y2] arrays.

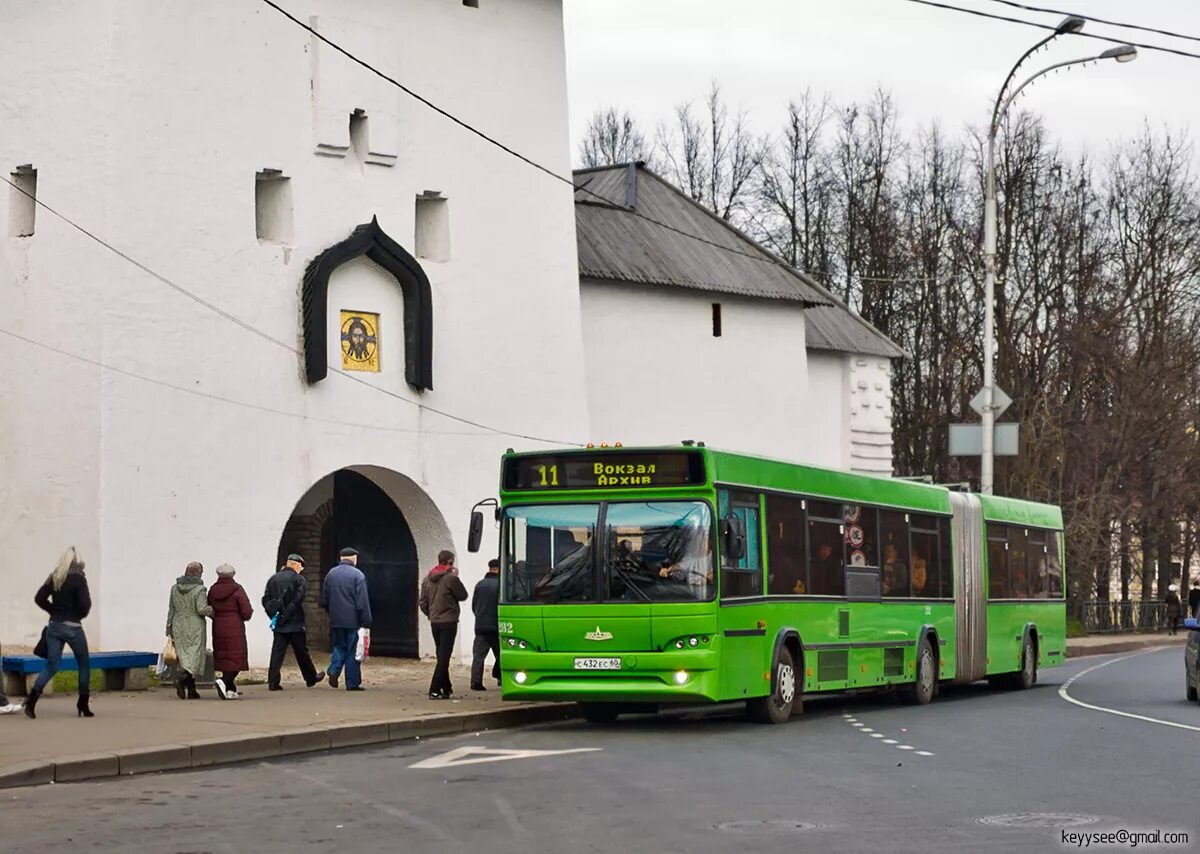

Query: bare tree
[[654, 82, 766, 223], [578, 108, 650, 168]]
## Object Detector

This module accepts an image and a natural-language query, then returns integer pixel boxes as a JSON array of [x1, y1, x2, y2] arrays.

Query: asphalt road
[[4, 647, 1197, 854]]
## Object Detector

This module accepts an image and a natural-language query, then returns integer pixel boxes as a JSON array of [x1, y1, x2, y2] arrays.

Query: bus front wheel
[[905, 638, 936, 705], [747, 647, 798, 724], [579, 703, 621, 724]]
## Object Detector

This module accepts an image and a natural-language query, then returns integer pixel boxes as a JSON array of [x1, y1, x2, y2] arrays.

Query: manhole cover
[[978, 813, 1101, 829], [716, 820, 820, 833]]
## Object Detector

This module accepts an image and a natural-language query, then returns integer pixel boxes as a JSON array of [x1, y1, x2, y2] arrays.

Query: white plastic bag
[[355, 628, 370, 662]]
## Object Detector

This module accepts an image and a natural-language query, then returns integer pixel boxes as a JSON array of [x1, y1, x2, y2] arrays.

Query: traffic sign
[[949, 423, 1019, 456], [970, 386, 1012, 418]]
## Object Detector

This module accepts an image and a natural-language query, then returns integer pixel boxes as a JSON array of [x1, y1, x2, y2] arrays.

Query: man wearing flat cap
[[320, 547, 373, 691], [262, 553, 325, 690]]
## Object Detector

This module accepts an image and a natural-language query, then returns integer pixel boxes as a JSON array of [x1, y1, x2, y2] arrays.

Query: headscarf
[[185, 562, 204, 578]]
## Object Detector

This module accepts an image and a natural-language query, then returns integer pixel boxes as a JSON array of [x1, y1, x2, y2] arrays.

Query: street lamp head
[[1100, 44, 1138, 63], [1055, 15, 1086, 35]]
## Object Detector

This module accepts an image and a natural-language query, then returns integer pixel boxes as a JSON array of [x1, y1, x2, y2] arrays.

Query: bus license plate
[[573, 657, 622, 671]]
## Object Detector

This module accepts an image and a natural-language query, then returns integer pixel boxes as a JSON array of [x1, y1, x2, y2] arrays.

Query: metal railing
[[1077, 600, 1168, 634]]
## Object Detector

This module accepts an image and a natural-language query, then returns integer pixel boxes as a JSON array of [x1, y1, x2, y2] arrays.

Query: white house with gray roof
[[574, 163, 903, 475]]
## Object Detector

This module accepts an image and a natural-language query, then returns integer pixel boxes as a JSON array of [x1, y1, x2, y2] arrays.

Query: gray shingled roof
[[574, 163, 904, 359]]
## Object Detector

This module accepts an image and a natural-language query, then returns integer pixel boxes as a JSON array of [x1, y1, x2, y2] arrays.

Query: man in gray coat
[[321, 547, 373, 691]]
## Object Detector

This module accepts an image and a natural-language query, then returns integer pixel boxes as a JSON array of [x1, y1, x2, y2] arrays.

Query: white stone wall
[[580, 280, 818, 462], [0, 0, 588, 662], [849, 355, 895, 475], [580, 281, 895, 476]]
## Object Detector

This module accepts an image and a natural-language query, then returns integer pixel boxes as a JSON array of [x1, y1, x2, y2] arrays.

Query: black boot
[[186, 675, 201, 700], [77, 693, 94, 718], [23, 687, 41, 719]]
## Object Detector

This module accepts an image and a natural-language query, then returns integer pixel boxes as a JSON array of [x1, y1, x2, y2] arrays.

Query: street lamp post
[[980, 19, 1136, 494]]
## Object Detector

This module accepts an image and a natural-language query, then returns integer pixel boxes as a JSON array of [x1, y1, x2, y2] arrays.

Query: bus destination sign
[[503, 451, 705, 491]]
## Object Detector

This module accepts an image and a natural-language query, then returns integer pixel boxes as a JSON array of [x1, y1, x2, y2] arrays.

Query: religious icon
[[340, 311, 380, 372]]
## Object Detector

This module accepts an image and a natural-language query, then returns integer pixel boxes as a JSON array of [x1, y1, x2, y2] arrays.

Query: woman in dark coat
[[207, 564, 252, 699]]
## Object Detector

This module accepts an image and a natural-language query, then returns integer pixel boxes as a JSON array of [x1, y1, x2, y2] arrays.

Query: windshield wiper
[[610, 561, 653, 603]]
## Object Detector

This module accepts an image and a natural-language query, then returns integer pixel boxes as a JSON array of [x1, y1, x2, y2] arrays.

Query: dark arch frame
[[302, 216, 433, 390]]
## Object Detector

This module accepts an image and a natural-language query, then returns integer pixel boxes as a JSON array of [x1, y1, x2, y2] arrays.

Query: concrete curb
[[0, 703, 577, 791], [1067, 636, 1188, 658]]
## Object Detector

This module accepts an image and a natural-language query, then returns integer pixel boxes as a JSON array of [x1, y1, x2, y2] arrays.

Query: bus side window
[[987, 524, 1009, 599], [806, 500, 844, 596], [880, 510, 910, 598], [719, 490, 762, 597], [938, 518, 954, 598], [1045, 530, 1063, 597], [766, 493, 807, 595]]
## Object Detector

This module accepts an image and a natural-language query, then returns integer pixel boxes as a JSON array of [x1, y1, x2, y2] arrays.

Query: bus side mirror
[[467, 511, 484, 553], [721, 516, 746, 562]]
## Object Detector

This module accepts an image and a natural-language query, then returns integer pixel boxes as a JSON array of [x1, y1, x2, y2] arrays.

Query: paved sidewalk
[[0, 659, 572, 789], [1066, 631, 1189, 658]]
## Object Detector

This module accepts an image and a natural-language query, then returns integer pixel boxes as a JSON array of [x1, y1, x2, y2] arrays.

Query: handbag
[[33, 627, 48, 659], [163, 636, 178, 666]]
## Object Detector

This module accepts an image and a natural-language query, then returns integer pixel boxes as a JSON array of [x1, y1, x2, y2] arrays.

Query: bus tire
[[578, 703, 621, 724], [747, 646, 797, 724], [1186, 677, 1197, 703], [905, 638, 936, 705], [1014, 635, 1037, 690]]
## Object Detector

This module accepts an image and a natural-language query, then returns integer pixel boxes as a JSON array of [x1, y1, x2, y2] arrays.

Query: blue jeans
[[33, 621, 90, 694], [327, 627, 361, 689]]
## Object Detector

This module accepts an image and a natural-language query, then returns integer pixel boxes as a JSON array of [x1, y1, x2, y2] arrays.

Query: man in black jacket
[[263, 554, 324, 690], [470, 559, 502, 691], [1190, 581, 1200, 619]]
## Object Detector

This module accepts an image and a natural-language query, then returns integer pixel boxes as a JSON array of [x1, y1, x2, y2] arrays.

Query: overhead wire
[[0, 326, 485, 436], [981, 0, 1200, 46], [900, 0, 1200, 62], [256, 0, 811, 273], [0, 174, 582, 446]]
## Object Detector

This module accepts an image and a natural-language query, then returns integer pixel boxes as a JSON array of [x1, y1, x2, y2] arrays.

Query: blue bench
[[2, 651, 158, 696]]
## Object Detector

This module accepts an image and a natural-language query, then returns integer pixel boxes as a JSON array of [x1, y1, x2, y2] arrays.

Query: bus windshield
[[502, 501, 714, 604]]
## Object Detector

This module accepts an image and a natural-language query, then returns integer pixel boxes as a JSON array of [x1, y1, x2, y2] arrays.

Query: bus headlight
[[514, 671, 528, 684], [673, 671, 689, 685], [688, 637, 699, 647]]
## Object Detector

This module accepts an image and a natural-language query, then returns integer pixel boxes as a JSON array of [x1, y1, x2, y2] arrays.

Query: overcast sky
[[563, 0, 1199, 162]]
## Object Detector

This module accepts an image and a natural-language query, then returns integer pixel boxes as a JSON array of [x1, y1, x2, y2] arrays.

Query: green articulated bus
[[467, 444, 1066, 724]]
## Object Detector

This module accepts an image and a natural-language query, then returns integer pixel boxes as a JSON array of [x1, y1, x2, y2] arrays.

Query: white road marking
[[409, 746, 602, 769], [842, 717, 934, 755], [1058, 648, 1200, 734]]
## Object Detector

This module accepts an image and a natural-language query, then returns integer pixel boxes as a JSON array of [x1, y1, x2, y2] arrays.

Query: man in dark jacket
[[470, 559, 501, 690], [1190, 581, 1200, 619], [263, 554, 324, 690], [419, 549, 468, 699], [321, 547, 373, 691]]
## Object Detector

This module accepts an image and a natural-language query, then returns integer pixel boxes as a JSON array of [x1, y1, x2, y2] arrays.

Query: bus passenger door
[[717, 490, 769, 700]]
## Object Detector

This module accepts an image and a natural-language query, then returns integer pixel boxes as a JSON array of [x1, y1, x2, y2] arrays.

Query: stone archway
[[276, 465, 452, 657]]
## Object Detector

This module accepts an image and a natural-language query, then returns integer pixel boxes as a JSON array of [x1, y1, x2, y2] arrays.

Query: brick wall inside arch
[[276, 498, 335, 652]]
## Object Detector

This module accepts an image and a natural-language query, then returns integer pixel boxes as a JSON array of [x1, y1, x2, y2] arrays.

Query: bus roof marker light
[[586, 443, 595, 449]]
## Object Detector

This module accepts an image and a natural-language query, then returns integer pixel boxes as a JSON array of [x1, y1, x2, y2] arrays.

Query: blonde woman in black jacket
[[26, 546, 94, 719]]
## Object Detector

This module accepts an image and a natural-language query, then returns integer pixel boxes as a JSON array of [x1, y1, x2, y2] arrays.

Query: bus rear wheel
[[579, 703, 621, 724], [747, 647, 798, 724], [905, 638, 936, 705]]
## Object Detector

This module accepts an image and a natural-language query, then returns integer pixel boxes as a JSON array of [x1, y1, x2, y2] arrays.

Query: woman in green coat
[[167, 562, 213, 699]]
